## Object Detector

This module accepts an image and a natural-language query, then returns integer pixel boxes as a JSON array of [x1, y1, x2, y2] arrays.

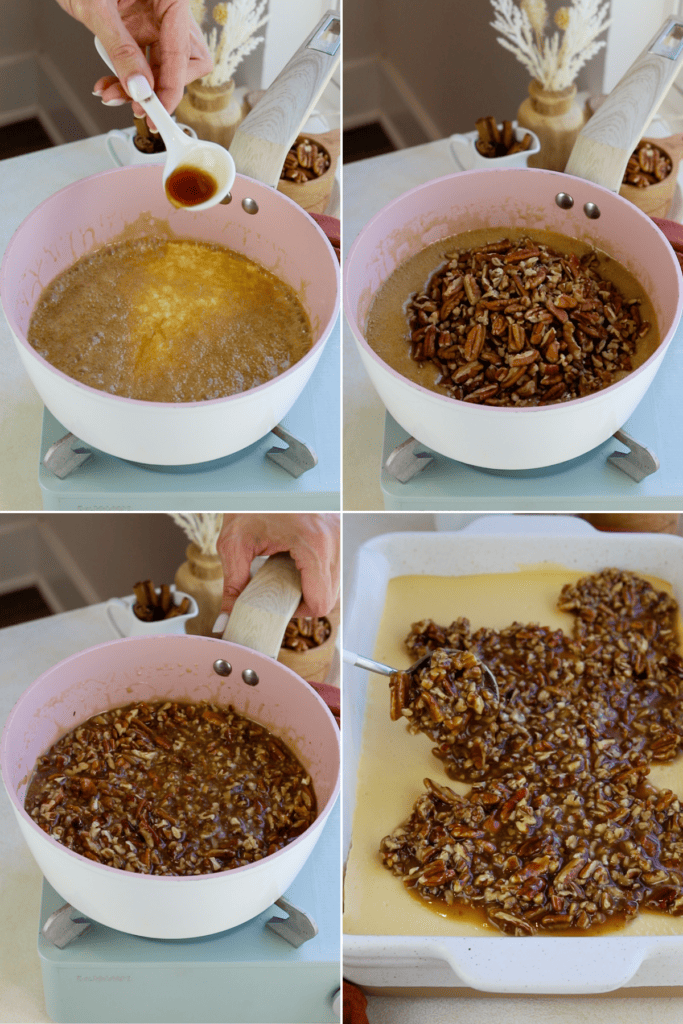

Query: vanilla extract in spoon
[[165, 165, 219, 208]]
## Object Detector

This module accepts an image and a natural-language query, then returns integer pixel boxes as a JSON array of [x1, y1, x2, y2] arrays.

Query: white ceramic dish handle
[[222, 553, 302, 658], [429, 936, 656, 994], [565, 16, 683, 190], [452, 513, 597, 536], [230, 10, 340, 186]]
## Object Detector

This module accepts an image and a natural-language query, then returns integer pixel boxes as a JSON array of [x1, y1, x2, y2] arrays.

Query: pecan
[[464, 323, 486, 360], [279, 137, 331, 182], [622, 141, 672, 187], [282, 616, 331, 651], [403, 235, 649, 406]]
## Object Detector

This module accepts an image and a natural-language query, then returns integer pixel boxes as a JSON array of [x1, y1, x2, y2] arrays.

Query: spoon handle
[[94, 36, 187, 156], [342, 649, 396, 676]]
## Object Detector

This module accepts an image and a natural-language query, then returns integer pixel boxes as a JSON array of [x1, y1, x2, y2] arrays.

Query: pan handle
[[229, 11, 340, 187], [565, 16, 683, 191], [221, 553, 302, 658]]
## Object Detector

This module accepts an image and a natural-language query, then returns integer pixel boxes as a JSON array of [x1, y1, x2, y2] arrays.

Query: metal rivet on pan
[[555, 192, 574, 209], [213, 659, 232, 676], [242, 668, 259, 686], [583, 202, 601, 219], [220, 191, 233, 205], [242, 197, 259, 214]]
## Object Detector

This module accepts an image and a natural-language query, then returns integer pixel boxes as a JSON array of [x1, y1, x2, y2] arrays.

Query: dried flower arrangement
[[490, 0, 611, 91], [189, 0, 269, 87], [168, 513, 223, 554]]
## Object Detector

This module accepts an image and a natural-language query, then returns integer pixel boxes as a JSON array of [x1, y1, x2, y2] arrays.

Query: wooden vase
[[276, 598, 340, 684], [276, 131, 340, 215], [174, 544, 224, 637], [174, 79, 247, 150], [517, 80, 587, 172]]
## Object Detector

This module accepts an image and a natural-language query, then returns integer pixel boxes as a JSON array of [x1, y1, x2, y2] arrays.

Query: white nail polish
[[102, 98, 127, 106], [213, 612, 229, 633], [92, 89, 103, 97], [126, 74, 153, 102]]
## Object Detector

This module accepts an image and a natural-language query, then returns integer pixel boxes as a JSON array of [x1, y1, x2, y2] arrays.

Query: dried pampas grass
[[168, 513, 223, 554], [490, 0, 611, 91], [190, 0, 269, 87]]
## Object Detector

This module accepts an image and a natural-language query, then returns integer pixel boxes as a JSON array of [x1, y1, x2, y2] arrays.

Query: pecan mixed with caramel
[[380, 569, 683, 934], [406, 237, 651, 405], [25, 701, 316, 875]]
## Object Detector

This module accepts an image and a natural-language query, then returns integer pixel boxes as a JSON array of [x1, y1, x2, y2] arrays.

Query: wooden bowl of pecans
[[277, 131, 340, 215], [619, 135, 683, 219], [277, 598, 340, 683]]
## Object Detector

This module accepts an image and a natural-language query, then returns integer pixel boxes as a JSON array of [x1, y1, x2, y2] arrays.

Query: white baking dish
[[343, 514, 683, 994]]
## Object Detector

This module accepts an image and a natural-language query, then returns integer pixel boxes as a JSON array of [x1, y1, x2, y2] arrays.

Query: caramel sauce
[[165, 165, 218, 207], [406, 885, 629, 938]]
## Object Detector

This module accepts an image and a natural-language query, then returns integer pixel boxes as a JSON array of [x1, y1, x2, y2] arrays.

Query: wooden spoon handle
[[566, 16, 683, 191], [222, 553, 301, 658], [230, 11, 340, 187]]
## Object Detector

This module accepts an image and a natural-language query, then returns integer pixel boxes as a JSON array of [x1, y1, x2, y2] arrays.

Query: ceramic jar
[[174, 79, 246, 150], [517, 80, 587, 172], [174, 544, 224, 637]]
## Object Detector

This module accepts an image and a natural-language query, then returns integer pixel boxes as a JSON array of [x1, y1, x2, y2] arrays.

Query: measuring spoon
[[95, 36, 235, 210], [342, 648, 500, 702]]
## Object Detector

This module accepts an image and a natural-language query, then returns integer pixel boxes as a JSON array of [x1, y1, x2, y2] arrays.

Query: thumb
[[95, 17, 154, 100]]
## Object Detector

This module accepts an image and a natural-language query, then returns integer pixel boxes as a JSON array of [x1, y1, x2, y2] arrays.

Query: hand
[[56, 0, 212, 121], [217, 514, 340, 619]]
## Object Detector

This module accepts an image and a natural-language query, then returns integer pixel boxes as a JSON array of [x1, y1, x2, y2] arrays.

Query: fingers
[[93, 74, 125, 102], [290, 515, 340, 617], [92, 14, 155, 104], [216, 520, 257, 615], [216, 515, 341, 620], [153, 0, 211, 114]]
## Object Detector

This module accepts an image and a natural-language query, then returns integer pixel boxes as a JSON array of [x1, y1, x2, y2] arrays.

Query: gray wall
[[0, 514, 191, 605], [40, 513, 190, 601], [344, 0, 608, 138]]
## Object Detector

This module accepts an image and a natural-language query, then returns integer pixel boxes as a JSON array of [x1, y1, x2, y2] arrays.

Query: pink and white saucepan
[[0, 555, 340, 939], [0, 14, 340, 466], [345, 19, 683, 470]]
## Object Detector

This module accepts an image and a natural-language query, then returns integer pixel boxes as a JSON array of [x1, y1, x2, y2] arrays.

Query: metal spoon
[[342, 648, 500, 702], [95, 37, 236, 210]]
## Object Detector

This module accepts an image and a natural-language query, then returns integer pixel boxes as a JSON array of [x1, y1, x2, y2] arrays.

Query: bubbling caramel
[[28, 237, 313, 402]]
